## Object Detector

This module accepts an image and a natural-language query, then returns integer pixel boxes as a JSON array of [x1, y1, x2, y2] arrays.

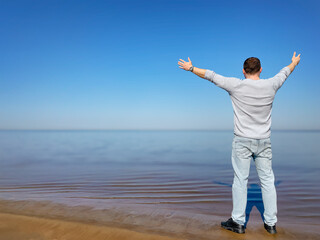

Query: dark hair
[[243, 57, 261, 74]]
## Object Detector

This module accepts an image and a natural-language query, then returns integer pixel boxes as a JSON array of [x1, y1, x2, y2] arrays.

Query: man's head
[[243, 57, 262, 79]]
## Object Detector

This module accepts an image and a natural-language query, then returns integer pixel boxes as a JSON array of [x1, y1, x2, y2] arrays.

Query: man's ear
[[260, 67, 262, 73], [242, 69, 246, 75]]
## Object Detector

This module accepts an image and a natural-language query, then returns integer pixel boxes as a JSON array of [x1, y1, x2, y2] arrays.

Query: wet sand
[[0, 212, 186, 240], [0, 199, 319, 240], [1, 211, 319, 240]]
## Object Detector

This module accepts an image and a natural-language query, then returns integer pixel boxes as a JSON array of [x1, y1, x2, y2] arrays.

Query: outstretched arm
[[178, 57, 206, 78], [272, 52, 301, 91], [178, 57, 240, 93], [287, 51, 301, 72]]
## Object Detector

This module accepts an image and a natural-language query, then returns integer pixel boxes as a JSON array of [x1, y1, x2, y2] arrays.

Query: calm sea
[[0, 130, 319, 237]]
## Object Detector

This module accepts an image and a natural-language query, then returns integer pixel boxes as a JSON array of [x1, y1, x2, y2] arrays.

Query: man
[[177, 52, 301, 234]]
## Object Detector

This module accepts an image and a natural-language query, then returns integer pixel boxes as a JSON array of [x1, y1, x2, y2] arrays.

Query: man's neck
[[245, 75, 260, 80]]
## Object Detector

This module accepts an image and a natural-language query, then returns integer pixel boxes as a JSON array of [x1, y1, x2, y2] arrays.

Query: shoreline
[[0, 199, 319, 240]]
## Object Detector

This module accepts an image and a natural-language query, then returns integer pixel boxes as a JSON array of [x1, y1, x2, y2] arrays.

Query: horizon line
[[0, 129, 320, 132]]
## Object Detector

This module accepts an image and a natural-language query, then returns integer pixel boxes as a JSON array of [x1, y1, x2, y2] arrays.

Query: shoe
[[221, 218, 245, 234], [264, 223, 277, 234]]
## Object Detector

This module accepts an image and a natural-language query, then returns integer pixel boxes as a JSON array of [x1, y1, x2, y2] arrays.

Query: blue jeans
[[231, 135, 277, 226]]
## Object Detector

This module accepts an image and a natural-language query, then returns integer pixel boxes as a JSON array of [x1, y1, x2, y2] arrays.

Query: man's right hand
[[292, 52, 301, 66], [287, 51, 301, 72]]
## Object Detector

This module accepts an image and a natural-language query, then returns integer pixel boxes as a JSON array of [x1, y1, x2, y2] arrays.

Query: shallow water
[[0, 130, 319, 238]]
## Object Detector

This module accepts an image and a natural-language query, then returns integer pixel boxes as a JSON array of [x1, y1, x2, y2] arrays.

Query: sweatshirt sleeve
[[271, 67, 292, 91], [204, 70, 240, 93]]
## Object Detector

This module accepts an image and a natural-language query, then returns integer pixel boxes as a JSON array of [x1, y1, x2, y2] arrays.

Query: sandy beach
[[1, 199, 320, 240], [1, 211, 320, 240], [0, 212, 187, 240]]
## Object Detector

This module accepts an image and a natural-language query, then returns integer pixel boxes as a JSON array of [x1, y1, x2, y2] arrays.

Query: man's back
[[204, 67, 291, 139]]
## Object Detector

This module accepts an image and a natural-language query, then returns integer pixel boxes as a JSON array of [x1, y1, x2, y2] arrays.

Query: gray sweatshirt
[[204, 67, 291, 139]]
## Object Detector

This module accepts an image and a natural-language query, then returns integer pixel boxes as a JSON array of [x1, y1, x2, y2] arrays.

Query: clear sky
[[0, 0, 319, 130]]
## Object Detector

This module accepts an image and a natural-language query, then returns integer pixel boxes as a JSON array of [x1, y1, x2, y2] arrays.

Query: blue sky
[[0, 0, 319, 130]]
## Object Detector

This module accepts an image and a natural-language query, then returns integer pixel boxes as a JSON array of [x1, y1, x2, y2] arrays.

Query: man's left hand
[[178, 57, 192, 71]]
